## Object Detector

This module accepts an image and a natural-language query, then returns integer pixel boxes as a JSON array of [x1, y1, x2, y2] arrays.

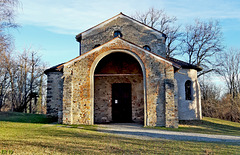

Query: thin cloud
[[17, 0, 240, 35], [17, 0, 137, 34]]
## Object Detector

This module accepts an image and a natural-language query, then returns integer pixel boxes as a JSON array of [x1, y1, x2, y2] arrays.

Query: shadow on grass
[[9, 126, 152, 154], [152, 119, 240, 136], [10, 126, 240, 154], [0, 112, 57, 124], [179, 120, 240, 135], [97, 128, 240, 145], [1, 116, 239, 154], [5, 125, 239, 154]]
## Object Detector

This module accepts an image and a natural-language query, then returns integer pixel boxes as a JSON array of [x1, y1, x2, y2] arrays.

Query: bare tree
[[200, 81, 221, 101], [200, 81, 221, 118], [0, 47, 47, 113], [0, 0, 19, 52], [0, 0, 19, 27], [132, 7, 182, 57], [36, 73, 43, 114], [3, 51, 18, 111], [15, 50, 29, 112], [211, 48, 240, 122], [0, 51, 11, 110], [200, 76, 240, 122], [217, 49, 240, 98], [0, 1, 48, 113], [181, 19, 223, 77], [28, 50, 43, 113], [0, 0, 19, 111], [10, 48, 45, 112]]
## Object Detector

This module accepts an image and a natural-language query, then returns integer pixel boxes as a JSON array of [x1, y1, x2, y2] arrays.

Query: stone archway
[[93, 52, 144, 124]]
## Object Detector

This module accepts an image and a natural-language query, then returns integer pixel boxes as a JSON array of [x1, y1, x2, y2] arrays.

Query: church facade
[[45, 13, 202, 128]]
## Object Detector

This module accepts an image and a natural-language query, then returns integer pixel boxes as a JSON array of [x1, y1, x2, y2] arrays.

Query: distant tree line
[[201, 49, 240, 122], [0, 49, 47, 113], [0, 0, 46, 113], [133, 8, 240, 122]]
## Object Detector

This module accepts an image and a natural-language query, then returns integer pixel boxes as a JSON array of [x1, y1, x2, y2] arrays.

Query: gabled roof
[[167, 57, 202, 71], [64, 37, 180, 69], [45, 37, 180, 74], [76, 12, 165, 40]]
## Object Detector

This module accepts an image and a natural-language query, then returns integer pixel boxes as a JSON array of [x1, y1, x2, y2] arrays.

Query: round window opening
[[93, 44, 100, 49], [143, 45, 151, 51], [114, 31, 122, 38]]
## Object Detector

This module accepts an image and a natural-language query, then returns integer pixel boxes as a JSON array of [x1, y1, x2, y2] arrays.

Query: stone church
[[45, 13, 202, 128]]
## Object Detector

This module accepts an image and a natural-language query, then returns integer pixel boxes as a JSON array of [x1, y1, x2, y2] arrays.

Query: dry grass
[[0, 112, 239, 154], [151, 117, 240, 136]]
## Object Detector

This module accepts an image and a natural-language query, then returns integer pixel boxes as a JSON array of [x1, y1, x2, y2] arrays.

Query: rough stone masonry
[[45, 13, 202, 128]]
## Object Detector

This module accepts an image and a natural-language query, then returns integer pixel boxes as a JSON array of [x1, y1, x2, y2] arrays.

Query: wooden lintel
[[94, 74, 141, 77]]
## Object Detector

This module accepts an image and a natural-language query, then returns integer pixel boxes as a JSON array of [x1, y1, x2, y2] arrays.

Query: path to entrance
[[97, 123, 240, 144]]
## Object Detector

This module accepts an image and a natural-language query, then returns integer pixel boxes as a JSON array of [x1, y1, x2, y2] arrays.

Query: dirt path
[[97, 123, 240, 144]]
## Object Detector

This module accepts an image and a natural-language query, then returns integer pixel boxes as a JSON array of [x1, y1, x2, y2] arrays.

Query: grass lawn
[[0, 112, 239, 154], [150, 117, 240, 136]]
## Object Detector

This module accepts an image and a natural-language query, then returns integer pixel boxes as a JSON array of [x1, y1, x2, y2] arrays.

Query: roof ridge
[[119, 12, 165, 36]]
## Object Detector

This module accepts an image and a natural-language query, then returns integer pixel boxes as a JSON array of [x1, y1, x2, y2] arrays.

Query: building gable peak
[[75, 12, 165, 40]]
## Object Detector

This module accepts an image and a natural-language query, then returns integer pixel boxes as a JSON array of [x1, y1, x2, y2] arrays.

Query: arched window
[[185, 80, 192, 100], [113, 31, 122, 38], [143, 45, 151, 51], [93, 44, 100, 49]]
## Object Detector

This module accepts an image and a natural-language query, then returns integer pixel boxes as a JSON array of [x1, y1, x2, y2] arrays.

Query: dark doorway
[[112, 83, 132, 122], [94, 52, 144, 124]]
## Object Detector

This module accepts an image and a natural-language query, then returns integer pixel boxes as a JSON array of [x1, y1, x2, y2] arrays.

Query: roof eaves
[[44, 63, 64, 74], [168, 57, 203, 71]]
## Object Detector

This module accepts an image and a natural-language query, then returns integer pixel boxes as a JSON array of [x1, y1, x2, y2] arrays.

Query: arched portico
[[61, 37, 178, 127], [90, 50, 147, 126]]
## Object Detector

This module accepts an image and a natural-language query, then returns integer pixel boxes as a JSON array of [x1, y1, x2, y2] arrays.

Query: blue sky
[[12, 0, 240, 68]]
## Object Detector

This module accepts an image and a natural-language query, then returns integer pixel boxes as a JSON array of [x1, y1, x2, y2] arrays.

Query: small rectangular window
[[185, 80, 192, 100]]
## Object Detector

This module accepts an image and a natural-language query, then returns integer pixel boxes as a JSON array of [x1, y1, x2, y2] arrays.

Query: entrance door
[[112, 83, 132, 122]]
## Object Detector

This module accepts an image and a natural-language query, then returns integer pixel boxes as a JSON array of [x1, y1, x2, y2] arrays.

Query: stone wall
[[175, 69, 202, 120], [80, 14, 166, 57], [94, 75, 144, 123], [46, 72, 63, 123], [93, 52, 144, 124], [164, 79, 178, 128], [62, 37, 178, 127]]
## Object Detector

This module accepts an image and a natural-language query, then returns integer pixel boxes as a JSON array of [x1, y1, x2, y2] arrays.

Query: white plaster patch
[[175, 69, 202, 120]]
